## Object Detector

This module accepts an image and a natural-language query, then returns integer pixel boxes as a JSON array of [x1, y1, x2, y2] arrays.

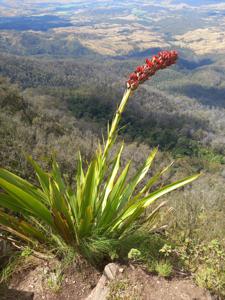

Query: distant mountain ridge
[[172, 0, 225, 5]]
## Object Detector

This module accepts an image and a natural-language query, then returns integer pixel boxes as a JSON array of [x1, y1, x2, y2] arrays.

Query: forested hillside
[[0, 52, 224, 163]]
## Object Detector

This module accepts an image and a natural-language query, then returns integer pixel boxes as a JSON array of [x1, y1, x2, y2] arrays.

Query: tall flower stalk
[[103, 88, 131, 158], [104, 50, 178, 157], [0, 50, 199, 262]]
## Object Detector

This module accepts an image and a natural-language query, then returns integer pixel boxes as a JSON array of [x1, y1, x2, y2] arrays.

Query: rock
[[85, 275, 108, 300], [85, 263, 119, 300], [103, 263, 119, 280]]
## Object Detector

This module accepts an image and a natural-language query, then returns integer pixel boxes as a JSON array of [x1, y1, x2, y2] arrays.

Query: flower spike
[[126, 50, 178, 90]]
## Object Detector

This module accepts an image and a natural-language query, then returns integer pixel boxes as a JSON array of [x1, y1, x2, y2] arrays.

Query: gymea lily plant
[[0, 51, 200, 261]]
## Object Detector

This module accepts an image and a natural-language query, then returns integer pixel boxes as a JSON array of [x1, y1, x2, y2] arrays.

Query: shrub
[[195, 267, 225, 296], [194, 240, 225, 297], [155, 260, 173, 278], [172, 238, 225, 297], [128, 248, 142, 262], [0, 51, 199, 262]]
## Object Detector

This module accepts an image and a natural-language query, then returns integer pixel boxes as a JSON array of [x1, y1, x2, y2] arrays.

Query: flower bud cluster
[[126, 50, 178, 90]]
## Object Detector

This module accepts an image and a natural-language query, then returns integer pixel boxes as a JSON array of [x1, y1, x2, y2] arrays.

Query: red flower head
[[126, 50, 178, 90]]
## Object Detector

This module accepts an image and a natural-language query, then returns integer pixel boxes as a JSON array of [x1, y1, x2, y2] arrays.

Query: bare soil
[[108, 266, 214, 300], [0, 259, 215, 300], [2, 257, 100, 300]]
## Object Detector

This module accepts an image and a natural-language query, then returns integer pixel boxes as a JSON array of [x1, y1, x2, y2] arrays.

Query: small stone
[[119, 268, 124, 273]]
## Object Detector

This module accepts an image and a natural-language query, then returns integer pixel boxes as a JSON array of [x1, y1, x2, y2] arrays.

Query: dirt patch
[[5, 257, 100, 300], [108, 266, 213, 300], [1, 259, 215, 300]]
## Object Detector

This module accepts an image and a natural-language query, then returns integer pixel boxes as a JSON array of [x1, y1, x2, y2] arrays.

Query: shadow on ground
[[0, 283, 34, 300]]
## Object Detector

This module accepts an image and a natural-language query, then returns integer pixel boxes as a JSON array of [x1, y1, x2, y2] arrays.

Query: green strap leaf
[[52, 160, 66, 193], [0, 210, 46, 243], [75, 152, 85, 213], [129, 162, 173, 205], [0, 168, 48, 205], [0, 193, 31, 216], [117, 147, 158, 211], [97, 161, 130, 229], [27, 156, 50, 199], [142, 174, 201, 208], [79, 160, 99, 236], [109, 174, 200, 233], [0, 177, 53, 226], [101, 144, 124, 211]]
